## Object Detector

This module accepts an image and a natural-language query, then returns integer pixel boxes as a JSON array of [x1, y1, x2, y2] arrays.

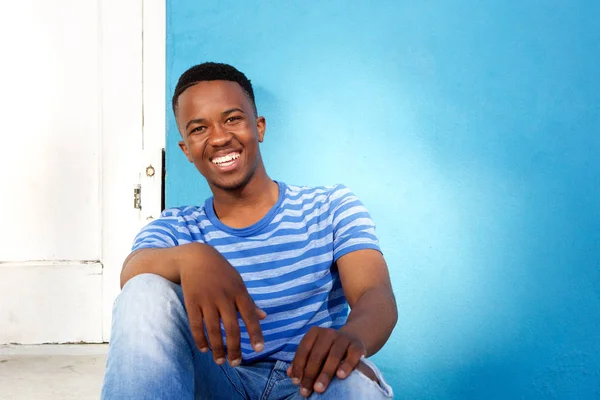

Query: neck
[[210, 164, 279, 228]]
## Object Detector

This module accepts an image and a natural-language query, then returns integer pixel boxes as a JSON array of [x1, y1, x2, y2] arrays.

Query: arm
[[337, 248, 397, 357], [289, 249, 397, 396], [120, 209, 186, 288], [120, 242, 234, 288], [120, 247, 181, 288], [288, 185, 397, 397], [120, 219, 266, 365]]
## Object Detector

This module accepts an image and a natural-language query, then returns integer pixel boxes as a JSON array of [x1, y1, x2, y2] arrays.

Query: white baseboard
[[0, 262, 104, 344]]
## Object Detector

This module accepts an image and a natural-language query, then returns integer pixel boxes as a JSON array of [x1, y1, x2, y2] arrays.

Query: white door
[[0, 0, 155, 343]]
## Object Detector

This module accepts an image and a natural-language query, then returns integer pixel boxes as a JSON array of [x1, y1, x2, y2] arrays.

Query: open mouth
[[210, 151, 241, 171]]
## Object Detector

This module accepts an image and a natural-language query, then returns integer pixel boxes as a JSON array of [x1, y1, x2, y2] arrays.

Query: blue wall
[[166, 1, 600, 398]]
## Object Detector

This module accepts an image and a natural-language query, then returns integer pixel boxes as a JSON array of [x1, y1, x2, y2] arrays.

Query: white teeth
[[212, 152, 240, 165]]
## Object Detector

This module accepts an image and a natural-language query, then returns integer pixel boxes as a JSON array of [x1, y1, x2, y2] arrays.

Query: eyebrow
[[185, 117, 207, 131], [184, 108, 246, 131], [222, 108, 245, 117]]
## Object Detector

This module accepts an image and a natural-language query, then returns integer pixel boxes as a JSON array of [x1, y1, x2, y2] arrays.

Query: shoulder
[[160, 205, 206, 219], [282, 182, 350, 203], [278, 183, 359, 221], [155, 205, 208, 226]]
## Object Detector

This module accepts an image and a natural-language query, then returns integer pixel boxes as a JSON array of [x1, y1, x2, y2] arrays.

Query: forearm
[[120, 242, 217, 288], [340, 288, 397, 357], [120, 247, 182, 288]]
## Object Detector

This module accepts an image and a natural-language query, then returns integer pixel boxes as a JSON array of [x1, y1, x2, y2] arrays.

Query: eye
[[190, 126, 206, 134], [225, 115, 242, 124]]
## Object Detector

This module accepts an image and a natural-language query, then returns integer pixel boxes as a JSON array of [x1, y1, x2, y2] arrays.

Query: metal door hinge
[[133, 184, 142, 209]]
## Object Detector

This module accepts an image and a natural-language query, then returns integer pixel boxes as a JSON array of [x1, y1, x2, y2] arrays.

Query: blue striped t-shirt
[[132, 182, 380, 362]]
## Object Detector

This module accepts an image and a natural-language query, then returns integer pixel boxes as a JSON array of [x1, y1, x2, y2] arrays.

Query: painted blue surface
[[166, 1, 600, 398]]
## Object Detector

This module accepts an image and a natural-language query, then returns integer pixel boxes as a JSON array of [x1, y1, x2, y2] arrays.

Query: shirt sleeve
[[329, 184, 381, 261], [131, 208, 193, 251]]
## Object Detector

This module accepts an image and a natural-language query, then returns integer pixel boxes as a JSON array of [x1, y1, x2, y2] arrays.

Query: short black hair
[[172, 62, 257, 115]]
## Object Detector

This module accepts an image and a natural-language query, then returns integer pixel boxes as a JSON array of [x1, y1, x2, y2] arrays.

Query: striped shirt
[[132, 182, 380, 362]]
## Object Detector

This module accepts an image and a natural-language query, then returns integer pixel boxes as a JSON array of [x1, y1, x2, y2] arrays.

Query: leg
[[101, 274, 246, 400], [282, 359, 394, 400]]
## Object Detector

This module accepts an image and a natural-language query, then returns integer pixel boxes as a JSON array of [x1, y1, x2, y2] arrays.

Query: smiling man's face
[[176, 80, 266, 191]]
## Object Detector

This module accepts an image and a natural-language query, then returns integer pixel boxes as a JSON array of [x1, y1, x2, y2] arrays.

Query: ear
[[178, 140, 194, 163], [256, 116, 266, 143]]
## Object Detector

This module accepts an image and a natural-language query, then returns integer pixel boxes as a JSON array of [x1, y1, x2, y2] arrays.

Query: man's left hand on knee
[[286, 327, 368, 397]]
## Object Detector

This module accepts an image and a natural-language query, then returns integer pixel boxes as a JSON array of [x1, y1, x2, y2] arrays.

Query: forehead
[[176, 80, 250, 116]]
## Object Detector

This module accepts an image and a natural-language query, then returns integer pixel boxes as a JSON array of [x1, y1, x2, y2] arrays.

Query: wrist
[[338, 325, 368, 356], [176, 242, 220, 280], [175, 242, 204, 279]]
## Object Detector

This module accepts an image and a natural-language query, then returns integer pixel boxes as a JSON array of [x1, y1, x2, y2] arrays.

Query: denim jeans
[[101, 274, 394, 399]]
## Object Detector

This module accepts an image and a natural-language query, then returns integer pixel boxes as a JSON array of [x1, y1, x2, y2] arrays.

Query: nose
[[207, 123, 233, 147]]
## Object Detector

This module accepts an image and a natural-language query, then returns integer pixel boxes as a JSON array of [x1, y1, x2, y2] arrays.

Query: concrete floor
[[0, 344, 107, 400]]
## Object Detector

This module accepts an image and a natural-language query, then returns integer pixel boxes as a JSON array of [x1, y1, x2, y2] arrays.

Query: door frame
[[101, 0, 166, 342], [100, 0, 166, 341], [140, 0, 167, 224]]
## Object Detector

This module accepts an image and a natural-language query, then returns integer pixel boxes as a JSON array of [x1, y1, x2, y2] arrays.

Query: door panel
[[0, 0, 103, 344], [0, 0, 144, 344], [0, 262, 103, 344], [0, 0, 100, 261]]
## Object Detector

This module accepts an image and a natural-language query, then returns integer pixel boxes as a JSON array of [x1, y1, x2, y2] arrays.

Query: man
[[102, 63, 397, 399]]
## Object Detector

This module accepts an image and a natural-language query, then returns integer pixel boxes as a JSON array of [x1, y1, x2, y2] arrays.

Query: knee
[[121, 273, 178, 300], [113, 274, 183, 324], [105, 275, 194, 389], [314, 366, 393, 399]]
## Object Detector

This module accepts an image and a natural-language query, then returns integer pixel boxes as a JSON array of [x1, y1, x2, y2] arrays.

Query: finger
[[204, 308, 226, 365], [300, 328, 337, 397], [220, 302, 242, 367], [336, 342, 365, 379], [182, 297, 209, 352], [290, 327, 319, 385], [314, 338, 350, 393], [236, 295, 265, 352], [255, 307, 267, 320]]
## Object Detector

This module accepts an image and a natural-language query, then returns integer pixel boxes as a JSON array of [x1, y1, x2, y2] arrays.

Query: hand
[[177, 243, 266, 366], [287, 327, 367, 397]]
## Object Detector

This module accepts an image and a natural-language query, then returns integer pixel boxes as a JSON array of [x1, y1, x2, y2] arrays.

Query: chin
[[210, 173, 252, 192]]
